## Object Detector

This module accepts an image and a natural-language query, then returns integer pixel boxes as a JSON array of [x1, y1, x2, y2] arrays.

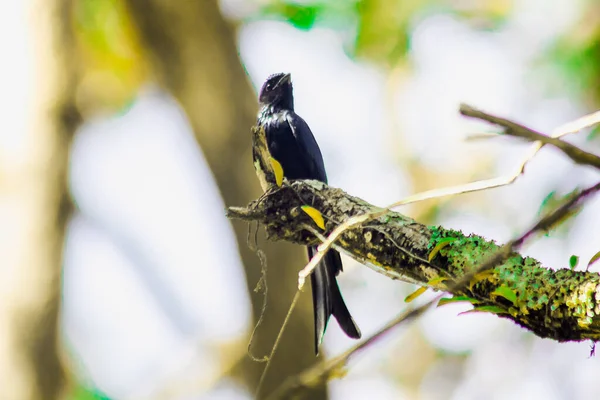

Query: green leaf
[[491, 285, 517, 305], [588, 125, 600, 141], [538, 190, 557, 216], [428, 237, 457, 261], [438, 296, 480, 307], [569, 255, 579, 270]]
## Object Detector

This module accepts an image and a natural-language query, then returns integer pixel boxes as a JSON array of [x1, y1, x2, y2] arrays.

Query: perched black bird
[[256, 72, 361, 353]]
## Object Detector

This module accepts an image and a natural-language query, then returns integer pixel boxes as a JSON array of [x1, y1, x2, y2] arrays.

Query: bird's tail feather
[[308, 246, 361, 354]]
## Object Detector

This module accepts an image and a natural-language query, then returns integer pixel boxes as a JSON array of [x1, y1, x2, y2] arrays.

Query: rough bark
[[0, 0, 79, 399], [123, 1, 325, 398], [228, 180, 600, 342]]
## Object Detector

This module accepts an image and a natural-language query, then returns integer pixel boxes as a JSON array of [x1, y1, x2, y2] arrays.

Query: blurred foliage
[[545, 3, 600, 106], [68, 0, 520, 113], [549, 35, 600, 101], [353, 0, 433, 67], [546, 1, 600, 140], [254, 0, 357, 30], [450, 0, 512, 28], [73, 0, 148, 114], [255, 0, 513, 67], [258, 1, 332, 30], [68, 382, 111, 400]]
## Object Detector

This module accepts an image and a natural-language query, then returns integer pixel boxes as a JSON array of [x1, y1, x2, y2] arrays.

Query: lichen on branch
[[227, 180, 600, 342]]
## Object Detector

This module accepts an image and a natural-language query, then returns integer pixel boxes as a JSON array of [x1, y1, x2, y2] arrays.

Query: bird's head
[[258, 72, 294, 110]]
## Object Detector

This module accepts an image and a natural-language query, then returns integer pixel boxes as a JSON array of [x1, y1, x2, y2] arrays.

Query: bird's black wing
[[285, 111, 328, 184]]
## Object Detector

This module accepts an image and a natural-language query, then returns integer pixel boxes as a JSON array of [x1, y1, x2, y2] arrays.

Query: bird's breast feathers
[[259, 108, 289, 126]]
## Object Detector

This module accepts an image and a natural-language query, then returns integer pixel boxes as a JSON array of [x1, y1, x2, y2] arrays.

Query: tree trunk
[[0, 0, 79, 399], [123, 1, 326, 398]]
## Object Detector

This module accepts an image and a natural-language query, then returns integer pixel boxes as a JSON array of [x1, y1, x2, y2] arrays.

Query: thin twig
[[246, 248, 269, 363], [265, 302, 433, 400], [387, 105, 600, 208], [302, 224, 431, 286], [255, 290, 302, 398], [460, 104, 600, 170]]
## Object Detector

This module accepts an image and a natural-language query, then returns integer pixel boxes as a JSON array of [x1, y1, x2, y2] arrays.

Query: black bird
[[256, 72, 361, 353]]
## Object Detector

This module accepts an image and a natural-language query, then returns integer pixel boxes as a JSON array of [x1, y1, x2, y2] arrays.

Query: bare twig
[[255, 290, 302, 398], [460, 104, 600, 170], [386, 105, 600, 208], [246, 247, 269, 363], [265, 303, 432, 400]]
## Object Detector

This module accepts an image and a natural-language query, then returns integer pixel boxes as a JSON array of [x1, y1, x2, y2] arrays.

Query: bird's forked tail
[[308, 246, 361, 354]]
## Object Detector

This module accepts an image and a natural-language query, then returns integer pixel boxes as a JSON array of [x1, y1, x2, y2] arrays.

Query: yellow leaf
[[426, 276, 448, 287], [327, 365, 349, 381], [468, 269, 495, 290], [270, 157, 284, 187], [587, 250, 600, 271], [301, 205, 325, 230], [428, 237, 458, 262], [404, 286, 427, 303]]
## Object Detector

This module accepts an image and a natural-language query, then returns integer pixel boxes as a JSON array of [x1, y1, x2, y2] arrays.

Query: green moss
[[424, 225, 600, 336], [429, 229, 500, 278], [379, 213, 410, 225]]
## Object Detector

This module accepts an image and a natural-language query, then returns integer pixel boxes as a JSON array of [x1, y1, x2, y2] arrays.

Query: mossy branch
[[227, 180, 600, 343]]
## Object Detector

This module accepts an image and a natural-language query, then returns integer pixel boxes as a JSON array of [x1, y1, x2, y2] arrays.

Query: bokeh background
[[2, 0, 600, 399]]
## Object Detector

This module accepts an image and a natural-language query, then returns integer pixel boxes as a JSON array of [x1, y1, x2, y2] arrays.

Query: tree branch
[[258, 177, 600, 399], [227, 180, 600, 343], [231, 103, 600, 400]]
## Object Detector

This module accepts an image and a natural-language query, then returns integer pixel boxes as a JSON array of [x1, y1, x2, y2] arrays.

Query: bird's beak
[[278, 73, 291, 85]]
